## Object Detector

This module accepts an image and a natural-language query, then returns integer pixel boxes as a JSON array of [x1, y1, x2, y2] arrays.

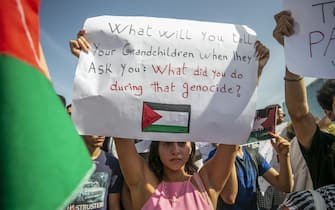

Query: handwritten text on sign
[[72, 16, 258, 144], [283, 0, 335, 78]]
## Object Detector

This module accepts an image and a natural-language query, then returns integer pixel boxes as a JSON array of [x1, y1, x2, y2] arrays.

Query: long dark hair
[[148, 141, 198, 181]]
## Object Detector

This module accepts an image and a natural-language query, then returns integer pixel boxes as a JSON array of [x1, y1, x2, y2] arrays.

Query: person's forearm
[[205, 144, 239, 193], [220, 165, 237, 204], [278, 154, 293, 192], [285, 67, 308, 120], [285, 68, 317, 150]]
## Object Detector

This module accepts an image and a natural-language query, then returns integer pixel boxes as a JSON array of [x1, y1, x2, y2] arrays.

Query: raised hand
[[268, 132, 290, 158], [254, 40, 269, 83], [69, 30, 90, 57], [273, 11, 295, 46]]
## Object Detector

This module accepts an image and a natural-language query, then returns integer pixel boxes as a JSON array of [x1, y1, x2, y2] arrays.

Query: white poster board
[[72, 16, 259, 144], [283, 0, 335, 78]]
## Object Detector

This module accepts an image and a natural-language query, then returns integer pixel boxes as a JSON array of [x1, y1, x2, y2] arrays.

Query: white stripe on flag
[[153, 110, 189, 126]]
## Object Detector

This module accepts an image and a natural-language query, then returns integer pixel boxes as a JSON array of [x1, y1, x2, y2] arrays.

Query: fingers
[[254, 41, 269, 60], [77, 35, 90, 53], [274, 17, 294, 36], [273, 10, 295, 46], [69, 30, 91, 57], [268, 132, 290, 156], [255, 40, 270, 80], [77, 29, 90, 52], [69, 39, 80, 58], [274, 10, 291, 24], [269, 132, 282, 147], [268, 132, 280, 144], [77, 29, 87, 38], [268, 132, 287, 144], [271, 137, 289, 147]]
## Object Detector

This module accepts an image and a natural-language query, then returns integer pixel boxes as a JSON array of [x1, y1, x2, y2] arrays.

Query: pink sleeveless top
[[141, 173, 214, 210]]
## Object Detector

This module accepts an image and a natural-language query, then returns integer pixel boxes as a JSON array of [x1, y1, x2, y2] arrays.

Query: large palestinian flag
[[0, 0, 94, 209]]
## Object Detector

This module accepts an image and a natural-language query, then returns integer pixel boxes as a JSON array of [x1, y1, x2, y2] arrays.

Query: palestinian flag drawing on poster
[[246, 106, 277, 144], [0, 0, 94, 209], [142, 102, 191, 133]]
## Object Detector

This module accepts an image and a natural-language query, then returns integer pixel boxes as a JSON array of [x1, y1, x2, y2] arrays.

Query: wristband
[[283, 76, 303, 81]]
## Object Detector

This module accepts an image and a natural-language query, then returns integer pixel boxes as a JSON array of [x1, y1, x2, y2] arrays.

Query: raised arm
[[114, 138, 158, 209], [273, 11, 316, 149], [201, 40, 268, 204], [114, 138, 153, 188], [69, 33, 150, 187], [262, 132, 293, 193], [199, 144, 239, 203], [219, 164, 238, 204]]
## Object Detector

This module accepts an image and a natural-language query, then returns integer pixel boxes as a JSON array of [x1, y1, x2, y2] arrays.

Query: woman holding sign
[[70, 31, 269, 210], [115, 140, 238, 210]]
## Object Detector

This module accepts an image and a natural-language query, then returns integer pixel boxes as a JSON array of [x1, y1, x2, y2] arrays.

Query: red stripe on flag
[[0, 0, 45, 75]]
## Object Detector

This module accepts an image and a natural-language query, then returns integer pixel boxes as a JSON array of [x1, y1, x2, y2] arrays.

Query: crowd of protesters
[[60, 10, 335, 210]]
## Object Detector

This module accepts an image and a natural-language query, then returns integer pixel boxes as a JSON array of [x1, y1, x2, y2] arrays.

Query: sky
[[39, 0, 313, 109]]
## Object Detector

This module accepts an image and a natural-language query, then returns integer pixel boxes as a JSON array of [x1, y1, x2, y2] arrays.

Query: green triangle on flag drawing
[[0, 0, 94, 209]]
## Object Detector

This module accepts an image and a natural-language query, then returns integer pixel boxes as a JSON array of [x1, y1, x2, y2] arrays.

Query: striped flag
[[0, 0, 94, 209], [142, 102, 191, 133]]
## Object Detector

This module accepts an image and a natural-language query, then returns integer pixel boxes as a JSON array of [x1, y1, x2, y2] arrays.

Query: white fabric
[[195, 142, 215, 162], [309, 190, 327, 210], [135, 140, 151, 153], [290, 137, 313, 191]]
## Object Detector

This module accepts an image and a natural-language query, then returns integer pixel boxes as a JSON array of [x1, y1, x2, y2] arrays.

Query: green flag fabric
[[0, 0, 94, 209]]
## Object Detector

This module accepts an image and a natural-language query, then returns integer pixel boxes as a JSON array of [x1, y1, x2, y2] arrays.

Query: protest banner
[[283, 0, 335, 78], [72, 16, 259, 144]]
